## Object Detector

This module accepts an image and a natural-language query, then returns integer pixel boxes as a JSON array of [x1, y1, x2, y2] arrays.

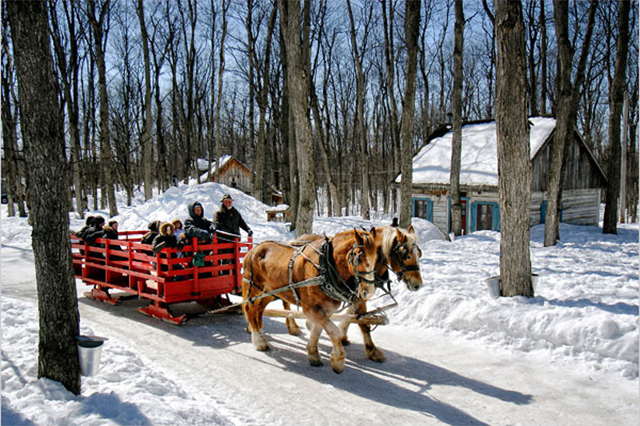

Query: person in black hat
[[213, 194, 252, 240]]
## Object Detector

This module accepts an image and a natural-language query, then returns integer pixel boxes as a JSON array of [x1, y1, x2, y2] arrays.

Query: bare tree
[[278, 0, 315, 235], [544, 0, 597, 246], [603, 0, 631, 234], [539, 0, 548, 115], [214, 0, 229, 183], [494, 0, 532, 297], [1, 13, 27, 218], [6, 0, 81, 394], [251, 3, 277, 203], [137, 0, 154, 200], [450, 0, 465, 236], [399, 0, 421, 228], [87, 0, 118, 217], [346, 0, 372, 220]]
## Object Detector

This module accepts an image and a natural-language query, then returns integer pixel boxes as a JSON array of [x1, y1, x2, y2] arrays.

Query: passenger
[[213, 194, 252, 276], [140, 220, 161, 246], [83, 216, 106, 246], [213, 194, 253, 241], [172, 219, 185, 241], [102, 220, 119, 240], [75, 215, 96, 240], [184, 201, 216, 243], [83, 216, 106, 259], [152, 222, 186, 255], [152, 222, 186, 278]]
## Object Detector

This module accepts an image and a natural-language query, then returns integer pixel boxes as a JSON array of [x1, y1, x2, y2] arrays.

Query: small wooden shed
[[396, 117, 607, 235], [201, 156, 253, 195]]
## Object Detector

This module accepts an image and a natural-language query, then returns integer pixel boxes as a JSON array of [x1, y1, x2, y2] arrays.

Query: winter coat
[[213, 205, 251, 238], [102, 226, 118, 241], [75, 216, 96, 240], [184, 201, 215, 242], [152, 223, 186, 255], [83, 220, 106, 247], [140, 220, 161, 246]]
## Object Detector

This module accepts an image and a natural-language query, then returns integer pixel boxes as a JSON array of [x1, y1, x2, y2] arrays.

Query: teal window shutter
[[492, 202, 501, 232], [411, 198, 416, 217], [470, 202, 477, 233], [427, 199, 433, 222]]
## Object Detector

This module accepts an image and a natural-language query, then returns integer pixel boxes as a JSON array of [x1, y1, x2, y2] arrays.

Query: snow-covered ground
[[1, 182, 638, 425]]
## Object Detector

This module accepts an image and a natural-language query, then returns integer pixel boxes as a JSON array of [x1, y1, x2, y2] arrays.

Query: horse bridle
[[388, 240, 421, 284], [348, 243, 378, 292]]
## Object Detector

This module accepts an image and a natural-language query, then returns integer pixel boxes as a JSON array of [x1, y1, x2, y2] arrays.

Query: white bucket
[[486, 274, 539, 298], [485, 276, 501, 299], [77, 336, 105, 376]]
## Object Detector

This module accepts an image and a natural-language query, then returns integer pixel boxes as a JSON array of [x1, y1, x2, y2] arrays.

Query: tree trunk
[[346, 0, 370, 220], [279, 1, 298, 230], [539, 0, 548, 115], [382, 0, 401, 178], [252, 4, 277, 203], [88, 0, 118, 217], [7, 0, 81, 394], [399, 0, 421, 228], [450, 0, 465, 236], [603, 0, 630, 234], [544, 0, 597, 246], [138, 0, 154, 201], [494, 0, 533, 298], [278, 0, 315, 235], [214, 1, 229, 184]]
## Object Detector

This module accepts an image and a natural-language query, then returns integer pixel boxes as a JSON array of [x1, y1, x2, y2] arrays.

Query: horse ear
[[369, 226, 376, 238], [407, 225, 416, 235], [354, 228, 365, 245], [396, 228, 406, 244]]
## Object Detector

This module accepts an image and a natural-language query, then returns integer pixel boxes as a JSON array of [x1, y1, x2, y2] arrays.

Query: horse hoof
[[341, 337, 351, 346], [251, 332, 270, 352], [287, 325, 302, 336], [308, 354, 323, 367], [330, 353, 346, 374], [331, 362, 345, 374], [367, 348, 386, 363]]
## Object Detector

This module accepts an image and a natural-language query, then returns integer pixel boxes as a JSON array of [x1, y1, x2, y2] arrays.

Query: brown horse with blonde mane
[[242, 228, 379, 373], [282, 222, 423, 362]]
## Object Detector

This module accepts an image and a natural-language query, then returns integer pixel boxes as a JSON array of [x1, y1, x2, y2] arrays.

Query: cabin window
[[477, 204, 493, 231], [469, 201, 500, 233], [412, 198, 433, 222]]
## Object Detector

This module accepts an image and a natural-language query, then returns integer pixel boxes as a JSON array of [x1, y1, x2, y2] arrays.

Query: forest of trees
[[2, 0, 638, 225]]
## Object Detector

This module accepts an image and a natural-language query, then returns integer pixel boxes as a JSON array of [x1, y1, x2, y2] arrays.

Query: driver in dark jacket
[[184, 201, 216, 242], [213, 194, 252, 240]]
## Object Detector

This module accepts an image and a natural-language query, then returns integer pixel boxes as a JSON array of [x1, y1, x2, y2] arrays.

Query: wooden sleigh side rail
[[71, 232, 253, 324]]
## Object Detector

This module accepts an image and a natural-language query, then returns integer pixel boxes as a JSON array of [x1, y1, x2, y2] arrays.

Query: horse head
[[380, 225, 423, 291], [348, 228, 378, 300]]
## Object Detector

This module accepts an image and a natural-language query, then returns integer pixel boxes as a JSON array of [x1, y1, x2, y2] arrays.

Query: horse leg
[[242, 294, 273, 352], [337, 309, 353, 345], [351, 299, 386, 362], [305, 321, 323, 367], [281, 301, 301, 336], [305, 307, 346, 374]]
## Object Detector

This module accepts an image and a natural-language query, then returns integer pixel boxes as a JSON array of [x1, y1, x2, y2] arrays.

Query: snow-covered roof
[[397, 117, 556, 186], [198, 155, 235, 179]]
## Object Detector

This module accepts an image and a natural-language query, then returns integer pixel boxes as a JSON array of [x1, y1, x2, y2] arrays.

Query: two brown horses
[[242, 223, 423, 373], [283, 225, 423, 363], [242, 228, 379, 373]]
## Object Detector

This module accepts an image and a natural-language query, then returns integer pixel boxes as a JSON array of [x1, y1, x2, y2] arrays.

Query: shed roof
[[396, 117, 556, 186]]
